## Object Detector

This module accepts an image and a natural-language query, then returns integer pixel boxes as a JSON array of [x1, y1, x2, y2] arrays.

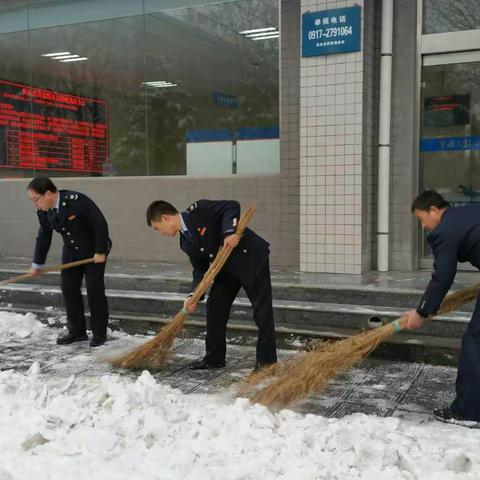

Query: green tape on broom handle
[[391, 319, 402, 333], [181, 308, 189, 316]]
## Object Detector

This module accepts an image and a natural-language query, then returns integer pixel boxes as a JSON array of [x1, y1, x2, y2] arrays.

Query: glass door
[[419, 53, 480, 262]]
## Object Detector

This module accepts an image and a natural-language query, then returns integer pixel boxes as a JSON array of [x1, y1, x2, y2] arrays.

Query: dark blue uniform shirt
[[33, 190, 111, 265], [180, 199, 270, 294]]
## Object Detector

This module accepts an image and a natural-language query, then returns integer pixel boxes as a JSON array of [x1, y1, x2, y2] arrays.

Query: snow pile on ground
[[0, 311, 46, 339], [1, 367, 480, 480], [0, 311, 479, 480]]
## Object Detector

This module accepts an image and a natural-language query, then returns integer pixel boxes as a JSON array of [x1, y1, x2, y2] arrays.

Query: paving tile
[[329, 401, 394, 418]]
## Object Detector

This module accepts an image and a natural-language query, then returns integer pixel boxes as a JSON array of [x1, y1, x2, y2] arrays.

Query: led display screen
[[0, 79, 108, 173]]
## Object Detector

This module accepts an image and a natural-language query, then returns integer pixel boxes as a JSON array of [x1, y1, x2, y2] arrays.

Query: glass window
[[145, 0, 279, 176], [419, 61, 480, 256], [0, 0, 279, 178], [423, 0, 480, 34], [0, 0, 32, 178]]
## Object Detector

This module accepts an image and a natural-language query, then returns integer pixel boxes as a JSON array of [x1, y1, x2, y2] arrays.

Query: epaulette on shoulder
[[60, 191, 79, 207], [186, 202, 198, 215]]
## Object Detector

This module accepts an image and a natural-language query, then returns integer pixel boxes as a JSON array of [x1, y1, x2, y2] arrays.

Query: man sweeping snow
[[406, 189, 480, 426], [146, 199, 277, 371], [27, 176, 111, 347]]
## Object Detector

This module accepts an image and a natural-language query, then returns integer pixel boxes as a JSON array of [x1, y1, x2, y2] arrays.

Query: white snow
[[0, 310, 479, 480], [0, 311, 45, 339]]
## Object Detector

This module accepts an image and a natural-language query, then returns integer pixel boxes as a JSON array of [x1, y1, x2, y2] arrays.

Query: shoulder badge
[[187, 202, 198, 214]]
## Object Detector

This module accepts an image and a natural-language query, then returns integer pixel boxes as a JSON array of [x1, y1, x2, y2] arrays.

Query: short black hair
[[411, 190, 450, 213], [27, 176, 57, 194], [146, 200, 178, 226]]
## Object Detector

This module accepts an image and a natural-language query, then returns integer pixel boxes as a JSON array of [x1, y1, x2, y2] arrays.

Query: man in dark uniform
[[406, 189, 480, 425], [146, 199, 277, 370], [27, 176, 111, 347]]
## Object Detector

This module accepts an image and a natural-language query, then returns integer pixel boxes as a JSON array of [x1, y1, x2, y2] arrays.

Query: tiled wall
[[300, 0, 370, 274], [280, 0, 301, 268], [0, 175, 297, 266]]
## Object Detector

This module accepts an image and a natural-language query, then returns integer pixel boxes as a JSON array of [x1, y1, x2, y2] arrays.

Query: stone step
[[0, 268, 472, 311], [0, 282, 472, 342]]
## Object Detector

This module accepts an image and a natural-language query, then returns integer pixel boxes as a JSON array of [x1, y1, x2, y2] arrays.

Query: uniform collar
[[180, 213, 189, 233], [53, 192, 61, 211]]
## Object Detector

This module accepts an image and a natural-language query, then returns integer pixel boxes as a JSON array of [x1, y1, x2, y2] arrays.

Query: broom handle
[[390, 282, 480, 332], [0, 258, 95, 287], [185, 204, 256, 309]]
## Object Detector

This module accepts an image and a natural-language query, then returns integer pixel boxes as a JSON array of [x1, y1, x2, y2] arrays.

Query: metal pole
[[377, 0, 394, 271]]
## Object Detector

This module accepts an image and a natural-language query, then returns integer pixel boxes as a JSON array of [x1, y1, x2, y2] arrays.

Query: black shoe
[[56, 333, 88, 345], [253, 360, 276, 373], [433, 406, 480, 428], [189, 358, 225, 370], [90, 337, 106, 347]]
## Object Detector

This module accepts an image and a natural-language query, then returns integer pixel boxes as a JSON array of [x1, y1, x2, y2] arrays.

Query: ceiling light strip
[[59, 57, 88, 62], [143, 81, 177, 87], [239, 27, 276, 35], [41, 51, 71, 57], [52, 54, 80, 60], [250, 34, 280, 41], [245, 30, 279, 38]]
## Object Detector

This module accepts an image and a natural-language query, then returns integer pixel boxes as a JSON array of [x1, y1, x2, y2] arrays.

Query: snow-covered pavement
[[0, 310, 479, 480]]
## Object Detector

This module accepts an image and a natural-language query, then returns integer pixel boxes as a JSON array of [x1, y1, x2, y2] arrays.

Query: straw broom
[[112, 204, 256, 370], [242, 281, 480, 408]]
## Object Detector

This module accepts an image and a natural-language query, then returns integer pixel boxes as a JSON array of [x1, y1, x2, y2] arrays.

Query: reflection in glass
[[27, 3, 147, 177], [423, 0, 480, 34], [144, 0, 279, 175]]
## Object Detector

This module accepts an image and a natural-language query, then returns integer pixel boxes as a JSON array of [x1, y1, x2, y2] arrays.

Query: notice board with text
[[0, 79, 108, 174]]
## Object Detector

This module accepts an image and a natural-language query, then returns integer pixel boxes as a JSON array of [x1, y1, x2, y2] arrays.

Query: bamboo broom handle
[[186, 204, 256, 308], [390, 282, 480, 333], [0, 258, 95, 287]]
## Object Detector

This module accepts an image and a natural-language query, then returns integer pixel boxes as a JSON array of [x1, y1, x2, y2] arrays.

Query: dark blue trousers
[[204, 259, 277, 365], [60, 261, 109, 339], [451, 294, 480, 420]]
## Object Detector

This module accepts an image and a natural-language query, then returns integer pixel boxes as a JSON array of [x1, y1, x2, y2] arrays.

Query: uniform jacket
[[180, 199, 270, 293], [418, 204, 480, 317], [33, 190, 111, 264]]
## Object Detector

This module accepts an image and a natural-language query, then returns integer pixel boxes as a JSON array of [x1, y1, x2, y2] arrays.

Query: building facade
[[0, 0, 478, 273]]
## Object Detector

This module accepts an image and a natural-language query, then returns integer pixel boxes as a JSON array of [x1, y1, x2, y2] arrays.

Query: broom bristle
[[235, 339, 330, 396], [240, 284, 480, 408], [237, 339, 337, 394], [248, 324, 392, 407], [235, 355, 299, 397], [111, 311, 187, 369]]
